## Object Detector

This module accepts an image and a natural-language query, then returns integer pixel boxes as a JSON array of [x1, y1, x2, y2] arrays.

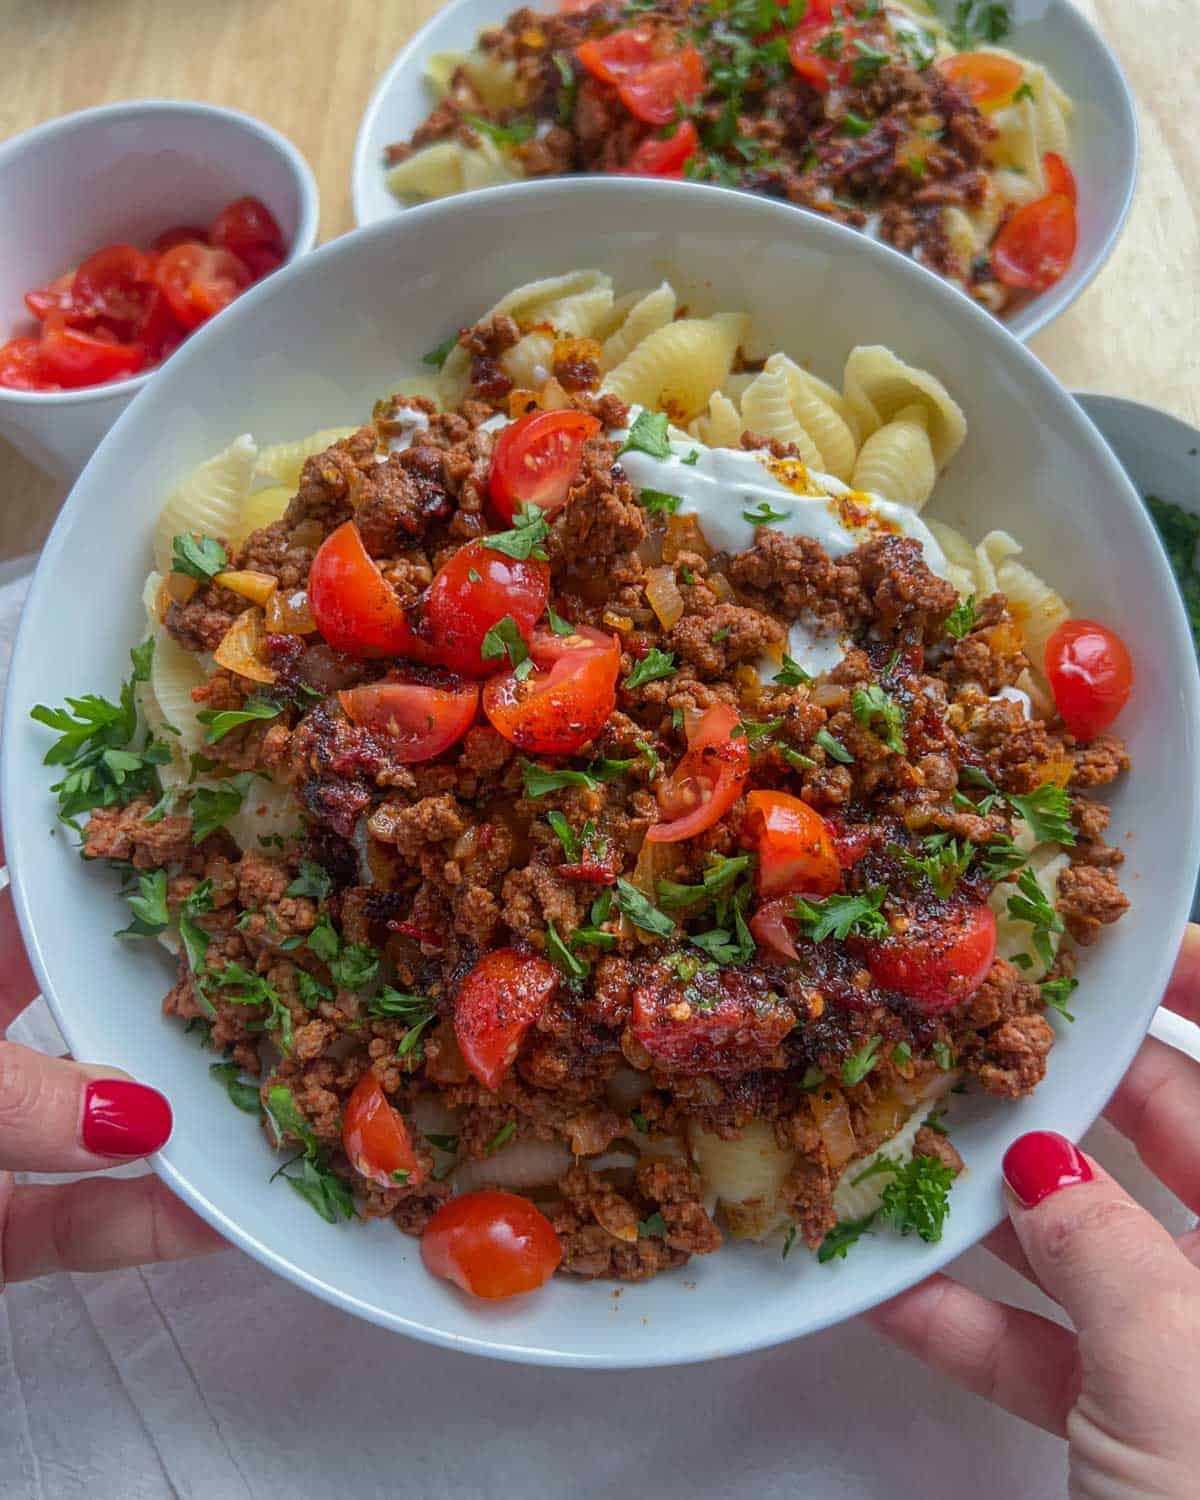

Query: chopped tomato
[[237, 246, 285, 280], [154, 242, 252, 329], [341, 1073, 425, 1189], [646, 703, 750, 843], [745, 790, 841, 898], [825, 818, 874, 868], [938, 51, 1024, 109], [421, 1190, 561, 1299], [424, 539, 550, 676], [209, 195, 285, 266], [991, 194, 1077, 291], [338, 679, 479, 762], [749, 896, 800, 962], [575, 26, 657, 85], [618, 48, 706, 126], [631, 967, 795, 1073], [0, 337, 53, 391], [153, 224, 209, 253], [135, 287, 185, 360], [24, 270, 79, 322], [453, 948, 559, 1091], [865, 901, 996, 1014], [482, 625, 619, 754], [1043, 151, 1077, 204], [71, 244, 156, 339], [37, 320, 144, 388], [622, 119, 699, 177], [488, 408, 602, 523], [788, 15, 858, 93], [308, 520, 428, 657], [1044, 619, 1133, 740]]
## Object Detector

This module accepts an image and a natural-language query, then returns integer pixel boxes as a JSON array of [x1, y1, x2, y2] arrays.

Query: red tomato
[[0, 337, 54, 391], [618, 49, 706, 126], [488, 408, 602, 523], [154, 242, 252, 329], [338, 679, 479, 762], [135, 287, 185, 360], [826, 818, 874, 868], [308, 520, 428, 657], [454, 948, 559, 1091], [483, 625, 619, 754], [1044, 619, 1133, 740], [749, 896, 800, 962], [237, 246, 285, 280], [991, 194, 1077, 291], [745, 790, 841, 898], [1043, 151, 1078, 204], [424, 539, 550, 677], [865, 902, 996, 1014], [622, 119, 699, 177], [24, 270, 79, 322], [575, 26, 657, 85], [71, 244, 156, 339], [938, 51, 1024, 108], [37, 320, 144, 388], [209, 195, 286, 265], [341, 1073, 425, 1189], [421, 1190, 561, 1299], [631, 967, 795, 1073], [646, 703, 750, 843], [153, 224, 210, 253]]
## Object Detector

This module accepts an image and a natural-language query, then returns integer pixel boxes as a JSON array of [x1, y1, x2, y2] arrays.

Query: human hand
[[868, 923, 1200, 1499], [0, 838, 224, 1286]]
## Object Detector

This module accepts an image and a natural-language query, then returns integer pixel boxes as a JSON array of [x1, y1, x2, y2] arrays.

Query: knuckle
[[1039, 1194, 1146, 1269]]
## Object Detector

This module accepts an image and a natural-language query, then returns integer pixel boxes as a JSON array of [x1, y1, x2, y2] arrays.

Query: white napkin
[[1, 557, 1196, 1500]]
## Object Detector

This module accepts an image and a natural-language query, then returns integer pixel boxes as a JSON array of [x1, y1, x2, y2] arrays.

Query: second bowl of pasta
[[4, 178, 1194, 1366]]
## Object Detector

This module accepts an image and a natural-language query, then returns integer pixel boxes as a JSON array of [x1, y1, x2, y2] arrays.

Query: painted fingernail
[[1002, 1130, 1093, 1208], [81, 1079, 172, 1158]]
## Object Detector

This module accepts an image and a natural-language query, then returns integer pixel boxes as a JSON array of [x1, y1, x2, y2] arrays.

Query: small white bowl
[[351, 0, 1137, 343], [0, 100, 320, 480], [4, 179, 1196, 1368]]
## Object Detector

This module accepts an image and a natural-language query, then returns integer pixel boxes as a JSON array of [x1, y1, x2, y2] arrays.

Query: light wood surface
[[0, 0, 1196, 561]]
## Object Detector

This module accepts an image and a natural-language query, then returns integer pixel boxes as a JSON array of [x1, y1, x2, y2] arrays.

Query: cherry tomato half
[[745, 790, 841, 898], [1043, 151, 1078, 204], [154, 242, 252, 330], [0, 337, 54, 392], [631, 967, 796, 1073], [482, 625, 620, 754], [424, 539, 550, 677], [575, 26, 657, 85], [749, 896, 800, 962], [622, 119, 699, 177], [488, 408, 602, 523], [308, 520, 427, 657], [37, 320, 144, 388], [1044, 619, 1133, 740], [646, 703, 750, 843], [788, 14, 858, 94], [24, 270, 79, 323], [938, 51, 1024, 109], [341, 1073, 425, 1189], [453, 948, 559, 1091], [71, 244, 156, 340], [991, 193, 1077, 292], [865, 902, 996, 1015], [338, 679, 479, 762], [209, 195, 286, 266], [617, 48, 706, 126], [153, 224, 210, 254], [421, 1190, 562, 1299]]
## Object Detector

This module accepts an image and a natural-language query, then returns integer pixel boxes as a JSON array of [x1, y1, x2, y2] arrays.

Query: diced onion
[[707, 571, 737, 605], [162, 573, 198, 609], [809, 1085, 857, 1169], [646, 565, 684, 630], [663, 513, 712, 563], [214, 569, 278, 607], [214, 607, 277, 684], [265, 587, 317, 635], [602, 610, 635, 632]]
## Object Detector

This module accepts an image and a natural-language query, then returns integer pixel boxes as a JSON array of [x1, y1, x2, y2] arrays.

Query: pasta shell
[[224, 777, 305, 854], [995, 556, 1070, 673], [831, 1073, 959, 1222], [386, 140, 470, 202], [152, 434, 257, 574], [502, 330, 557, 389], [688, 1118, 794, 1242], [149, 626, 209, 760], [601, 311, 748, 423], [851, 403, 937, 510], [739, 364, 822, 467], [600, 282, 677, 371], [768, 352, 858, 481], [842, 346, 967, 468], [688, 391, 744, 448], [235, 485, 294, 545], [255, 427, 359, 490]]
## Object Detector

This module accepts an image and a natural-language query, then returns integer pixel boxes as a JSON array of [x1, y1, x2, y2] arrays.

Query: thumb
[[1002, 1131, 1189, 1330]]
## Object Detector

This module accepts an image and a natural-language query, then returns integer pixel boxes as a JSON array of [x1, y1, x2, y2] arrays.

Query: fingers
[[0, 1041, 172, 1172], [865, 1273, 1078, 1435], [0, 884, 40, 1034], [1103, 1036, 1200, 1215], [1161, 922, 1200, 1025], [0, 1171, 226, 1285]]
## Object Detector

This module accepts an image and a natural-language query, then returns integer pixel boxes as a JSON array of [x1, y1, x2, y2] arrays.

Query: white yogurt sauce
[[382, 403, 430, 455], [994, 685, 1032, 719]]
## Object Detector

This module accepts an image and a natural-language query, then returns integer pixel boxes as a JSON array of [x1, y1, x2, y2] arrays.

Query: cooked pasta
[[850, 404, 938, 511], [601, 311, 747, 422], [152, 434, 257, 573], [256, 427, 359, 490]]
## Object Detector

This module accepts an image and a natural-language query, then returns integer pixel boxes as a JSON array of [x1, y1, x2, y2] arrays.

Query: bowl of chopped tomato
[[0, 99, 319, 479]]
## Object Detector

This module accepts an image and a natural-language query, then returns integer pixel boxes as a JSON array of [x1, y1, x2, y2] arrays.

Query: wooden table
[[1, 0, 1196, 562]]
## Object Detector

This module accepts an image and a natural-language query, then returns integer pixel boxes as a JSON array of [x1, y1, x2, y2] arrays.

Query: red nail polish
[[1003, 1130, 1092, 1208], [82, 1079, 172, 1158]]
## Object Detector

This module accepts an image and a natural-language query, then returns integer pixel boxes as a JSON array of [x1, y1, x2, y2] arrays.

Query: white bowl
[[352, 0, 1137, 343], [4, 179, 1195, 1368], [0, 100, 320, 481]]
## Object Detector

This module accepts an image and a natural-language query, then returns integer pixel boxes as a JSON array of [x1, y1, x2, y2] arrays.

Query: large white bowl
[[352, 0, 1137, 343], [0, 100, 320, 481], [4, 180, 1195, 1368]]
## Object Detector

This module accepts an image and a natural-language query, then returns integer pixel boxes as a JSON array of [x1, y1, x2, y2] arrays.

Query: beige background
[[1, 0, 1196, 561]]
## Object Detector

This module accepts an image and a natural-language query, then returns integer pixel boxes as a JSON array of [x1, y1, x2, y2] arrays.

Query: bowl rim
[[349, 0, 1139, 344], [5, 177, 1195, 1366], [0, 97, 321, 410]]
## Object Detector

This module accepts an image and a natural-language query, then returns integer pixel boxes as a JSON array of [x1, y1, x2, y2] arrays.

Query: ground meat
[[1070, 735, 1132, 788], [165, 588, 240, 654], [82, 799, 195, 870], [549, 440, 646, 564], [729, 528, 863, 634], [973, 1013, 1055, 1098], [368, 794, 468, 860], [668, 602, 784, 678], [284, 428, 380, 533], [1056, 864, 1130, 945], [352, 451, 454, 555], [847, 536, 958, 640], [780, 1149, 836, 1250], [913, 1126, 964, 1176]]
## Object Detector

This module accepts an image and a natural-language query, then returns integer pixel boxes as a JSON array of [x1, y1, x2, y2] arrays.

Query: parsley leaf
[[851, 683, 905, 754], [1007, 867, 1064, 969], [743, 499, 791, 525], [614, 877, 675, 938], [286, 860, 333, 901], [879, 1155, 956, 1243], [638, 1211, 667, 1239], [818, 1214, 877, 1263], [546, 810, 580, 862], [639, 487, 683, 515], [483, 503, 550, 562], [422, 333, 457, 370], [889, 833, 972, 900], [546, 605, 575, 636], [546, 918, 588, 979], [485, 1120, 517, 1155], [171, 533, 228, 582], [480, 614, 529, 672], [266, 1083, 355, 1224], [116, 869, 169, 939], [1008, 783, 1076, 846], [842, 1035, 882, 1086], [815, 727, 853, 763], [774, 654, 812, 687], [209, 961, 294, 1053], [463, 113, 535, 148], [623, 648, 676, 692], [932, 1040, 955, 1070], [793, 886, 889, 942], [850, 38, 891, 83], [976, 835, 1025, 880], [306, 913, 380, 989], [1041, 974, 1079, 1022], [520, 759, 598, 798], [178, 880, 214, 993], [842, 110, 873, 137], [189, 773, 255, 843], [196, 694, 283, 744], [210, 1062, 264, 1114], [944, 594, 977, 640], [619, 410, 671, 460]]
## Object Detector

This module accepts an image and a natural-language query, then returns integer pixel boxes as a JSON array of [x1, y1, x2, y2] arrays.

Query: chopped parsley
[[638, 1211, 667, 1239], [815, 727, 853, 764], [171, 533, 228, 582], [850, 38, 891, 84], [891, 1042, 912, 1067], [781, 745, 818, 773], [619, 409, 672, 460], [265, 1085, 354, 1225], [841, 1035, 882, 1086], [742, 499, 791, 525], [932, 1040, 955, 1070], [551, 50, 577, 125], [195, 694, 282, 744], [368, 986, 435, 1021], [189, 773, 255, 843], [781, 1225, 797, 1260], [422, 333, 457, 369], [1147, 494, 1200, 655], [209, 961, 294, 1053], [631, 1111, 650, 1135], [878, 1154, 956, 1243], [481, 614, 530, 675], [1013, 80, 1034, 103], [178, 880, 214, 999], [546, 809, 581, 861], [1041, 974, 1079, 1022], [841, 111, 873, 137], [116, 869, 169, 939], [1007, 867, 1064, 969], [463, 113, 535, 149], [774, 654, 812, 687], [682, 449, 700, 466], [571, 886, 619, 952], [639, 487, 683, 515], [546, 918, 588, 979], [731, 717, 783, 745], [890, 833, 972, 900], [817, 1214, 876, 1263], [1008, 783, 1076, 846], [286, 860, 333, 902], [483, 503, 550, 562], [976, 835, 1025, 880], [793, 886, 889, 943], [520, 758, 600, 797], [306, 913, 380, 989], [614, 877, 675, 939], [944, 594, 977, 640], [209, 1062, 263, 1115], [623, 648, 676, 692], [485, 1120, 517, 1156], [546, 604, 575, 636], [851, 683, 905, 754]]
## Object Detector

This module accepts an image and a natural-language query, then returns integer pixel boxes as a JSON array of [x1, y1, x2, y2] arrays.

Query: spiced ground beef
[[88, 385, 1130, 1282]]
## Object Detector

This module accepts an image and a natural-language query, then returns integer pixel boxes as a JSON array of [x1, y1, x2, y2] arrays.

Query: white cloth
[[1, 557, 1196, 1500]]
